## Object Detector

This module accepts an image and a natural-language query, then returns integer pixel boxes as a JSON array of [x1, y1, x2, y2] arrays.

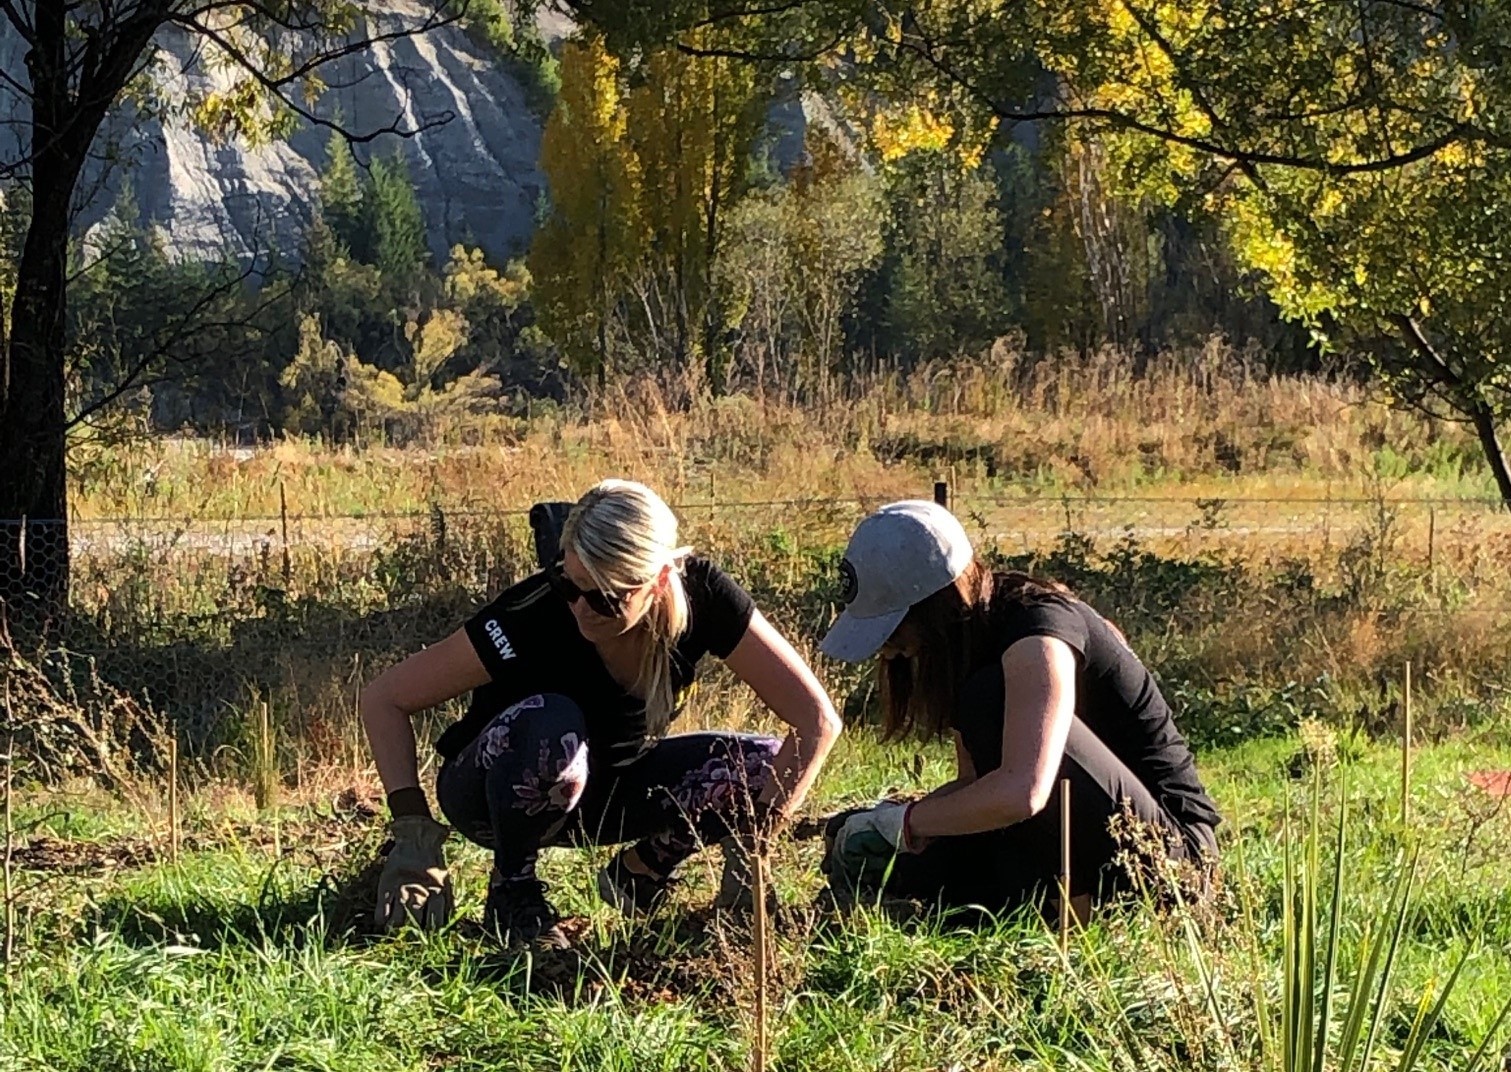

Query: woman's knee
[[472, 693, 589, 765], [462, 694, 593, 818], [667, 734, 779, 818]]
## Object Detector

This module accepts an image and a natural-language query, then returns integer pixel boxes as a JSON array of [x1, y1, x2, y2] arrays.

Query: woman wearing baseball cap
[[820, 500, 1220, 916]]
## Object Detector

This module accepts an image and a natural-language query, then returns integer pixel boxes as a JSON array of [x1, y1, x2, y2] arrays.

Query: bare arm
[[904, 637, 1077, 841], [359, 628, 492, 795], [721, 610, 842, 821]]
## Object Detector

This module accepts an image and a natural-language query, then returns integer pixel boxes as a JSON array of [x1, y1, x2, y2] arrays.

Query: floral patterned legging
[[436, 693, 780, 882]]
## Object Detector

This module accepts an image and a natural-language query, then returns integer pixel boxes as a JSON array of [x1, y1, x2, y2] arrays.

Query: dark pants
[[843, 680, 1217, 913], [436, 693, 781, 882]]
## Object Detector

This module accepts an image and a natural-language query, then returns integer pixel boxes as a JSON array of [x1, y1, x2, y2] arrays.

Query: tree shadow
[[421, 904, 785, 1006], [86, 849, 787, 1009], [88, 850, 390, 952]]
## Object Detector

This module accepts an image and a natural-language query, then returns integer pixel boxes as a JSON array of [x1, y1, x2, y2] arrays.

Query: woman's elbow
[[993, 775, 1053, 825], [359, 675, 407, 726], [795, 703, 842, 756], [817, 700, 843, 742], [1026, 779, 1056, 818]]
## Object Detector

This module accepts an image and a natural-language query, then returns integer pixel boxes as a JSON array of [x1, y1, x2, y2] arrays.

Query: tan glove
[[375, 815, 454, 931]]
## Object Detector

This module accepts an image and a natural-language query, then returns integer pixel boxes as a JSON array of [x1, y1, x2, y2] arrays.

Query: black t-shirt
[[434, 556, 756, 767], [952, 593, 1222, 832]]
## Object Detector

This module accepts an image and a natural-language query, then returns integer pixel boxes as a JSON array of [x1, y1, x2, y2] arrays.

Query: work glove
[[374, 815, 454, 931], [826, 802, 919, 891]]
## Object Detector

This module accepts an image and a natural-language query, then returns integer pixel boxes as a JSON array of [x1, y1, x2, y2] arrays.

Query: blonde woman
[[360, 480, 841, 947]]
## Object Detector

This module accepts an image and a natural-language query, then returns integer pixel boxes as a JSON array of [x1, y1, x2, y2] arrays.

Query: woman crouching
[[821, 501, 1219, 917], [361, 479, 841, 946]]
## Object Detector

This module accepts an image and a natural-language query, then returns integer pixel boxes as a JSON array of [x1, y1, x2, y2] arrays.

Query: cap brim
[[819, 606, 909, 662]]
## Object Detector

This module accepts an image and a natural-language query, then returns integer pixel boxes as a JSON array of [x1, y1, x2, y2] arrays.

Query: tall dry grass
[[68, 338, 1495, 523], [27, 339, 1511, 788]]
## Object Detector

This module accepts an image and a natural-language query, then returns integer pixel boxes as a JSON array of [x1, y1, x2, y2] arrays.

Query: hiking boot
[[596, 850, 675, 915], [483, 877, 569, 949]]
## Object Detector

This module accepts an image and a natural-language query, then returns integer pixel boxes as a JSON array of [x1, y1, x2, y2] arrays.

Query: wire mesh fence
[[4, 487, 1511, 786]]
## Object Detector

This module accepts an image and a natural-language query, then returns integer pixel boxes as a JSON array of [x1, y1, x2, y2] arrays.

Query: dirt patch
[[9, 835, 160, 874], [449, 906, 794, 1006]]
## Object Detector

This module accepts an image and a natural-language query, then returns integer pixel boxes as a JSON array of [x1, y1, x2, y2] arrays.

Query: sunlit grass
[[7, 737, 1511, 1070]]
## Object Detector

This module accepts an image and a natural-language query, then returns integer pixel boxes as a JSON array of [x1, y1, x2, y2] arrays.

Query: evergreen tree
[[360, 151, 428, 278], [320, 127, 364, 255]]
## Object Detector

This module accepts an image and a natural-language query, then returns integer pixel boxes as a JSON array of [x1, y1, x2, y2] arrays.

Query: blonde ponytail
[[562, 479, 691, 734]]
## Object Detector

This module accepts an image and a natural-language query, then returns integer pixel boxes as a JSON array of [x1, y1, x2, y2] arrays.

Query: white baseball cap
[[820, 500, 975, 662]]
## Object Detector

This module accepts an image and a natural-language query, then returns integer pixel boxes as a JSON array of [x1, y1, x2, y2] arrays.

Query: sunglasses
[[547, 556, 627, 618]]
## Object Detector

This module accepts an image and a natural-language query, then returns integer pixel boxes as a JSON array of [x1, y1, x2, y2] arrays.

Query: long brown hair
[[878, 561, 1072, 741]]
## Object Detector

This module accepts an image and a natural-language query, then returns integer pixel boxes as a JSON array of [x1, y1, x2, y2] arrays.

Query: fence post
[[278, 481, 291, 588], [1427, 506, 1437, 592], [934, 480, 949, 510]]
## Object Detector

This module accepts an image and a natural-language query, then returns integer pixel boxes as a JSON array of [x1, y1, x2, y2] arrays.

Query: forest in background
[[5, 0, 1511, 621]]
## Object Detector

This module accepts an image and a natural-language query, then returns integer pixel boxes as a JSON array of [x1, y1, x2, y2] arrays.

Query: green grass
[[17, 373, 1511, 1069], [7, 734, 1511, 1070]]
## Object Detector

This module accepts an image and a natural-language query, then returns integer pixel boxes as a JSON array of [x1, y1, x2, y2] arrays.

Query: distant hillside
[[0, 6, 849, 269], [0, 3, 550, 265]]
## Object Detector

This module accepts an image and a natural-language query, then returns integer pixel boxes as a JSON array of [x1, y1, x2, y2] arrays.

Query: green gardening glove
[[828, 802, 917, 891]]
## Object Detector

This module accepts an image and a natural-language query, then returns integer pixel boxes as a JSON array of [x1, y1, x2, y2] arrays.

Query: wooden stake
[[168, 731, 180, 865], [278, 481, 291, 588], [751, 844, 769, 1072], [1402, 662, 1413, 833], [1059, 778, 1072, 955]]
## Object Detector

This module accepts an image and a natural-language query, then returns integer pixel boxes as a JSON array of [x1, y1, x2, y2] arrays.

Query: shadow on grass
[[88, 850, 390, 952], [429, 908, 753, 1005], [85, 853, 798, 1007]]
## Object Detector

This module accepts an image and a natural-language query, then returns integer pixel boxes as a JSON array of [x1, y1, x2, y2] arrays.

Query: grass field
[[7, 352, 1511, 1069], [6, 727, 1511, 1070]]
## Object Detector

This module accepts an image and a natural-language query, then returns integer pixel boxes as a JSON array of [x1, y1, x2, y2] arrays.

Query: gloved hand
[[374, 815, 454, 931], [827, 802, 919, 890]]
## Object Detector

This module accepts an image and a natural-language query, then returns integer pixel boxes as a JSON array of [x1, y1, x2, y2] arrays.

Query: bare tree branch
[[164, 5, 461, 142], [0, 0, 36, 45], [170, 3, 461, 92]]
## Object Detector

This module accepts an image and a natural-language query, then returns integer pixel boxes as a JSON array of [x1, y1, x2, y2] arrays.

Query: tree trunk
[[0, 160, 76, 629], [0, 5, 116, 630], [1469, 401, 1511, 508]]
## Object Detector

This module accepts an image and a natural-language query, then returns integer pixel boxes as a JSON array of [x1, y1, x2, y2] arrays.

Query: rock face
[[0, 8, 849, 267], [0, 7, 548, 265]]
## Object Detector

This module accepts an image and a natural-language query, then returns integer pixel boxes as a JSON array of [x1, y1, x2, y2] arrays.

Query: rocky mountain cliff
[[0, 8, 846, 268], [0, 7, 550, 265]]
